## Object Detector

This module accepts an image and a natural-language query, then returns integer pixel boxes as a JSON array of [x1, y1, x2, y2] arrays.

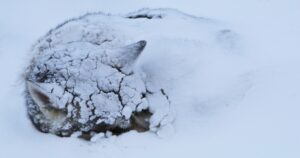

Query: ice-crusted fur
[[24, 9, 178, 139]]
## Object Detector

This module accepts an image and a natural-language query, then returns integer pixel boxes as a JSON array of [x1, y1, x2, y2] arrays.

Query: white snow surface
[[0, 0, 299, 158]]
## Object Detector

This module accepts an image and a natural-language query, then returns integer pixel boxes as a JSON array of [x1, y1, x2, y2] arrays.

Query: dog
[[24, 9, 174, 140]]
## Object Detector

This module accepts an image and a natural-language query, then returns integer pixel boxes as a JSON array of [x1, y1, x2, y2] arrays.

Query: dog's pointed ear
[[27, 81, 53, 108], [106, 40, 147, 70], [26, 81, 67, 121]]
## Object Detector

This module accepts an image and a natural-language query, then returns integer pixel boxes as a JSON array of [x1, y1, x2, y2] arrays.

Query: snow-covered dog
[[24, 9, 175, 140]]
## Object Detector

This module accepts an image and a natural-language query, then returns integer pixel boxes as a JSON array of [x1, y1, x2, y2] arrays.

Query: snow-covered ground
[[0, 0, 299, 158]]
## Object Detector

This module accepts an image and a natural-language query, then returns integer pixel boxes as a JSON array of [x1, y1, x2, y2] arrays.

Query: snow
[[0, 0, 300, 158]]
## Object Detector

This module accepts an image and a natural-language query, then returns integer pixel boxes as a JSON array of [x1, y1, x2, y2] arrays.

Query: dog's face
[[25, 40, 151, 138]]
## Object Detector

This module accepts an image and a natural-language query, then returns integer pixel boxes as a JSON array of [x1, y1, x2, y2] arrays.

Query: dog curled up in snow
[[24, 9, 175, 140]]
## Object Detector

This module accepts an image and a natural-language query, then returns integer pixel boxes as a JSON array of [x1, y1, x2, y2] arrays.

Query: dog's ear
[[27, 81, 52, 108], [105, 40, 147, 71], [27, 81, 67, 121]]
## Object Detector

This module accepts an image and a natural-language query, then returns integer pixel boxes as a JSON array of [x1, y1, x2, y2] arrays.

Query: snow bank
[[0, 0, 299, 158]]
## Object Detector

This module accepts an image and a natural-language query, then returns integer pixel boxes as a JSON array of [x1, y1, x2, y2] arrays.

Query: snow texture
[[25, 10, 176, 138], [0, 1, 299, 158]]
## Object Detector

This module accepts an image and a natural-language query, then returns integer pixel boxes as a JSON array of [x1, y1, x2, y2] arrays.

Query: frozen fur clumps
[[24, 9, 177, 140], [24, 8, 238, 140]]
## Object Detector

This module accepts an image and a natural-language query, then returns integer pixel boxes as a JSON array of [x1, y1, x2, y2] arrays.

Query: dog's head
[[25, 40, 152, 138]]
